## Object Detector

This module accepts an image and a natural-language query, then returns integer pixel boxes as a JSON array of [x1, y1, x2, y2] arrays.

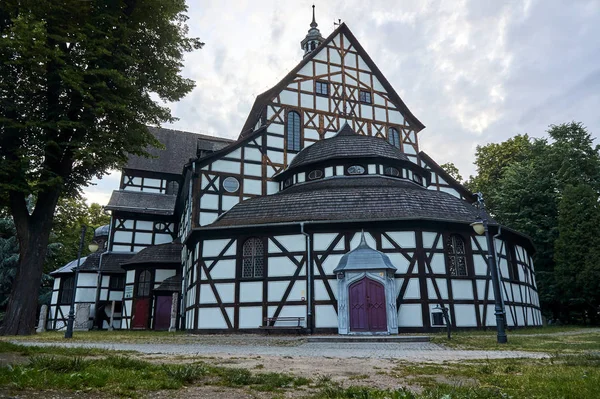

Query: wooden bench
[[259, 317, 305, 334]]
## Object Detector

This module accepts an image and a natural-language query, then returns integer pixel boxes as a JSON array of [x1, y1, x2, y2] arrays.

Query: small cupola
[[300, 5, 325, 57]]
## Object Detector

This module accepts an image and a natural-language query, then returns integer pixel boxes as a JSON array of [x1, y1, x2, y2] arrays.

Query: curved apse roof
[[209, 176, 492, 228], [287, 123, 410, 171]]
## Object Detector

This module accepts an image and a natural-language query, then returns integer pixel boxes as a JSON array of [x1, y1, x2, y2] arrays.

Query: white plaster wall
[[398, 304, 422, 327]]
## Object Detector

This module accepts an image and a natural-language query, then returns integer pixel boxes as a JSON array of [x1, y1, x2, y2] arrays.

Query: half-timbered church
[[47, 10, 542, 334]]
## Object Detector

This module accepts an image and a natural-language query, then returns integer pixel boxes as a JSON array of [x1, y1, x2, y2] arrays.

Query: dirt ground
[[144, 352, 422, 392]]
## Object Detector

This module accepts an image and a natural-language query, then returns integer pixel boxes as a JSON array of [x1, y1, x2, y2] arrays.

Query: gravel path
[[16, 341, 548, 362]]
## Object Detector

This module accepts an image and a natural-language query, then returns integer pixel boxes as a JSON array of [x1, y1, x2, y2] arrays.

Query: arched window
[[242, 238, 264, 278], [388, 127, 400, 148], [446, 235, 467, 276], [137, 270, 152, 297], [286, 111, 301, 152], [59, 276, 74, 304]]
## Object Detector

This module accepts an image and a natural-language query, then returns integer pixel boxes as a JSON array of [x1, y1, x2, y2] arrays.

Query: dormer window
[[359, 90, 372, 104], [286, 110, 302, 152], [384, 166, 400, 177], [316, 81, 329, 96], [283, 177, 294, 188], [388, 127, 400, 148], [413, 174, 423, 185], [347, 165, 366, 175], [308, 169, 323, 180]]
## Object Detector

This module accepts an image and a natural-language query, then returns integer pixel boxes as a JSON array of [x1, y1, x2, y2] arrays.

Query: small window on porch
[[242, 238, 264, 278], [137, 270, 152, 297], [446, 234, 468, 276]]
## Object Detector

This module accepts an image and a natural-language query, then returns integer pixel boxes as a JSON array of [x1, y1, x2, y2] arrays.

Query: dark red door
[[154, 295, 172, 331], [349, 278, 387, 332], [133, 298, 150, 329]]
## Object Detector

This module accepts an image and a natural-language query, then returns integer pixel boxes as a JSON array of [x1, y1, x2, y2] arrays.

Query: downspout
[[493, 226, 507, 321], [300, 222, 313, 333]]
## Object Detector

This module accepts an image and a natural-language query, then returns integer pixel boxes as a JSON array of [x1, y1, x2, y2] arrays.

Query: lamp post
[[470, 192, 508, 344], [65, 225, 99, 339]]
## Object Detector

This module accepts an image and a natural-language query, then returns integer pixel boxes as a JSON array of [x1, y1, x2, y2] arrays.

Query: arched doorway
[[349, 277, 387, 332]]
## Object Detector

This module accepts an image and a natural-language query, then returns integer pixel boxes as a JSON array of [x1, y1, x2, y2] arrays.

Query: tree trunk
[[0, 191, 59, 336]]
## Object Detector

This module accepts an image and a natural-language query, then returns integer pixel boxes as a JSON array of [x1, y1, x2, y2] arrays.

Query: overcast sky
[[84, 0, 600, 205]]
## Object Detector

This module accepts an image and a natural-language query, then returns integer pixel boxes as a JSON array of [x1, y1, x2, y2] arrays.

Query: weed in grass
[[348, 374, 369, 380], [162, 363, 209, 384], [254, 364, 265, 369]]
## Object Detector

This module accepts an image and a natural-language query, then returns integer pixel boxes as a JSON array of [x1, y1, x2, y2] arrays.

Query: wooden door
[[349, 279, 368, 331], [132, 298, 150, 329], [154, 295, 172, 331], [366, 279, 387, 331], [349, 278, 387, 332]]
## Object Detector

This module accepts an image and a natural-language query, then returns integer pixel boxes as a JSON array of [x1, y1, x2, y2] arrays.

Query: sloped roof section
[[287, 123, 409, 170], [121, 242, 182, 266], [105, 191, 176, 216], [155, 275, 182, 292], [126, 127, 233, 175], [240, 23, 425, 137], [50, 257, 88, 275], [210, 176, 492, 227], [77, 252, 134, 273]]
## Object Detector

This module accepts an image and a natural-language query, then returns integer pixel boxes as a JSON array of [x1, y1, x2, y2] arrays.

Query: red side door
[[132, 298, 150, 329]]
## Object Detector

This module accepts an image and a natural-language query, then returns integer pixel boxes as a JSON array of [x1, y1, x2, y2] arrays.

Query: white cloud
[[85, 0, 600, 202]]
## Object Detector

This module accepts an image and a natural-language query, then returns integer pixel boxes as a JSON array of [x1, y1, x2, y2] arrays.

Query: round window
[[283, 177, 294, 188], [222, 176, 240, 193], [384, 167, 400, 177], [347, 165, 365, 175], [308, 170, 323, 180]]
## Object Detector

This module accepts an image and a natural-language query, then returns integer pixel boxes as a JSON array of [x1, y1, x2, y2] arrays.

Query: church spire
[[301, 5, 325, 57]]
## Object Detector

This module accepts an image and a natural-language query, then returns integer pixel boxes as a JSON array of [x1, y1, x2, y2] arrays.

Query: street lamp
[[65, 225, 99, 339], [470, 192, 508, 344]]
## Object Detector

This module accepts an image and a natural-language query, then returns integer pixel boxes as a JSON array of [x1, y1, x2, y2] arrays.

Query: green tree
[[554, 184, 600, 323], [466, 134, 533, 211], [476, 123, 600, 322], [440, 162, 463, 183], [0, 0, 202, 335], [46, 197, 110, 276]]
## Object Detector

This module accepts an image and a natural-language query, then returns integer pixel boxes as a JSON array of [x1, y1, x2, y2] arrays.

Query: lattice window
[[137, 270, 152, 297], [316, 81, 329, 96], [286, 111, 301, 152], [242, 238, 264, 278], [359, 90, 372, 104], [388, 127, 401, 148], [59, 276, 74, 304], [446, 234, 468, 276]]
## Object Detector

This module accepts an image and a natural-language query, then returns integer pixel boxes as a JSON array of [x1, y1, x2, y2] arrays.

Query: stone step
[[307, 335, 431, 343]]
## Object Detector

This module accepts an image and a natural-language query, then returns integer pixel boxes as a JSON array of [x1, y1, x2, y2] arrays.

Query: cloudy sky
[[84, 0, 600, 205]]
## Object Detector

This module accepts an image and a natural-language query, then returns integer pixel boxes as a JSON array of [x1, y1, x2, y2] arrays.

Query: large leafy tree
[[46, 197, 111, 276], [0, 0, 202, 335], [470, 122, 600, 322]]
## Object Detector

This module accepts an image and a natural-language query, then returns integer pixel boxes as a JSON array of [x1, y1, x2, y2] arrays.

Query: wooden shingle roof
[[121, 242, 182, 266], [126, 127, 233, 175], [287, 123, 410, 171], [210, 176, 492, 227], [105, 191, 177, 216]]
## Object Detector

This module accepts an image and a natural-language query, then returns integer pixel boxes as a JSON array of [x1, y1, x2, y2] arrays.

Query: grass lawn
[[429, 326, 600, 352], [1, 327, 599, 398]]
